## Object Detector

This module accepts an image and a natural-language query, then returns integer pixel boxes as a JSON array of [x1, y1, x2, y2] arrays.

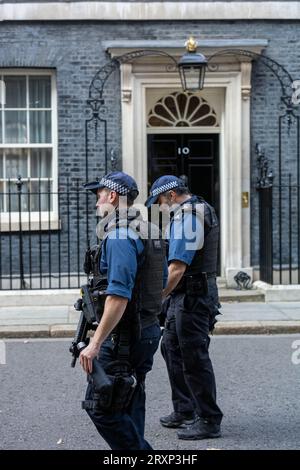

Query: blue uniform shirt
[[100, 227, 168, 300], [167, 197, 204, 266]]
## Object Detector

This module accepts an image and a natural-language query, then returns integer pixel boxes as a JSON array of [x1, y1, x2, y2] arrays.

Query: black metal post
[[258, 186, 273, 284], [278, 116, 283, 283], [27, 178, 32, 289], [38, 178, 42, 289], [16, 176, 26, 289], [256, 144, 274, 284], [67, 177, 71, 288], [288, 174, 292, 284], [76, 178, 80, 287], [48, 178, 52, 288], [57, 180, 61, 289], [8, 179, 12, 289]]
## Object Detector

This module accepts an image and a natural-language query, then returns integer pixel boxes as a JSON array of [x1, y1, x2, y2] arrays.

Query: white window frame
[[0, 69, 58, 229]]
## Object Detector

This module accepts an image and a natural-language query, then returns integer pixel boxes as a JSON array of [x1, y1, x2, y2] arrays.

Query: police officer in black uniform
[[145, 175, 223, 440], [80, 171, 166, 450]]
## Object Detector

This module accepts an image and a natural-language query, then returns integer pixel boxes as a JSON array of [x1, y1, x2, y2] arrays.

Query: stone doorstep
[[219, 289, 265, 303], [254, 281, 300, 302], [1, 321, 300, 339]]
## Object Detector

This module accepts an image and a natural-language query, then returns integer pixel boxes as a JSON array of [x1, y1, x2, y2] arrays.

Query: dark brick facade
[[0, 17, 299, 282]]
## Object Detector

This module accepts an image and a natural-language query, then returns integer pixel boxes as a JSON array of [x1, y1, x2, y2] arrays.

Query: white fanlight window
[[147, 91, 219, 128], [0, 70, 57, 218]]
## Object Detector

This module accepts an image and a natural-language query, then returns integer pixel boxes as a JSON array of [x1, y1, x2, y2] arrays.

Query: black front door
[[147, 133, 220, 216], [148, 133, 220, 274]]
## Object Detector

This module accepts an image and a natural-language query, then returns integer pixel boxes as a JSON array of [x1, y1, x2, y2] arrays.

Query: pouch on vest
[[91, 278, 108, 321], [83, 244, 99, 275]]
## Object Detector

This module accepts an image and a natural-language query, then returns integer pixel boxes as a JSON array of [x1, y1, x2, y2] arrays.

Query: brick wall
[[0, 19, 299, 279]]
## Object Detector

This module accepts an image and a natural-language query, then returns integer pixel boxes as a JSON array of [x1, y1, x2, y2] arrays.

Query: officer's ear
[[168, 190, 177, 202], [108, 190, 118, 205]]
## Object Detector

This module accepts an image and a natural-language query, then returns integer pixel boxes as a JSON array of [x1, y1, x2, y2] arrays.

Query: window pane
[[5, 111, 27, 144], [4, 76, 26, 108], [7, 181, 17, 211], [7, 181, 29, 212], [30, 180, 52, 212], [30, 111, 51, 143], [6, 149, 28, 179], [30, 149, 52, 178], [0, 112, 2, 143], [29, 76, 51, 108]]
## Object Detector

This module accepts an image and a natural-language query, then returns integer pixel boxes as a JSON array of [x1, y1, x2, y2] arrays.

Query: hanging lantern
[[178, 37, 208, 92]]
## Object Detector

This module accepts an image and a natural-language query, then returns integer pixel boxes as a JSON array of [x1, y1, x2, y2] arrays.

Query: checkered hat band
[[151, 180, 179, 197], [100, 177, 129, 195]]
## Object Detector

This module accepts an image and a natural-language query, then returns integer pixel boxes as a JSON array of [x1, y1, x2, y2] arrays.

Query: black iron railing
[[257, 161, 300, 285], [0, 177, 96, 290]]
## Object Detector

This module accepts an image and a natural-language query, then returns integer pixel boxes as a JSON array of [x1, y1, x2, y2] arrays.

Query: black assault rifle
[[69, 282, 107, 367]]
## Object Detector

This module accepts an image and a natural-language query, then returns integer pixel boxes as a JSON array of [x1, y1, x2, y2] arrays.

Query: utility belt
[[173, 272, 216, 296]]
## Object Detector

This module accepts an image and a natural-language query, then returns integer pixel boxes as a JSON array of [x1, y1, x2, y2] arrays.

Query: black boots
[[177, 417, 221, 440], [160, 411, 196, 428]]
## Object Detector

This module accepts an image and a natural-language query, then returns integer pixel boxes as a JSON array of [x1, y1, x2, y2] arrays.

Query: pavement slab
[[1, 302, 300, 337]]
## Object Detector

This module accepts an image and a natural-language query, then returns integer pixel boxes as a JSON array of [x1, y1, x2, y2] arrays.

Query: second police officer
[[145, 175, 223, 440], [80, 171, 166, 450]]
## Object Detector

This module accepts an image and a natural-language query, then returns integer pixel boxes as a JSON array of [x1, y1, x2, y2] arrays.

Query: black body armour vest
[[96, 209, 165, 329], [170, 195, 219, 276]]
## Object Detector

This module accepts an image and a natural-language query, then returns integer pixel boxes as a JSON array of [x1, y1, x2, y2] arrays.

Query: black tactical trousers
[[161, 289, 223, 424], [85, 322, 161, 450]]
